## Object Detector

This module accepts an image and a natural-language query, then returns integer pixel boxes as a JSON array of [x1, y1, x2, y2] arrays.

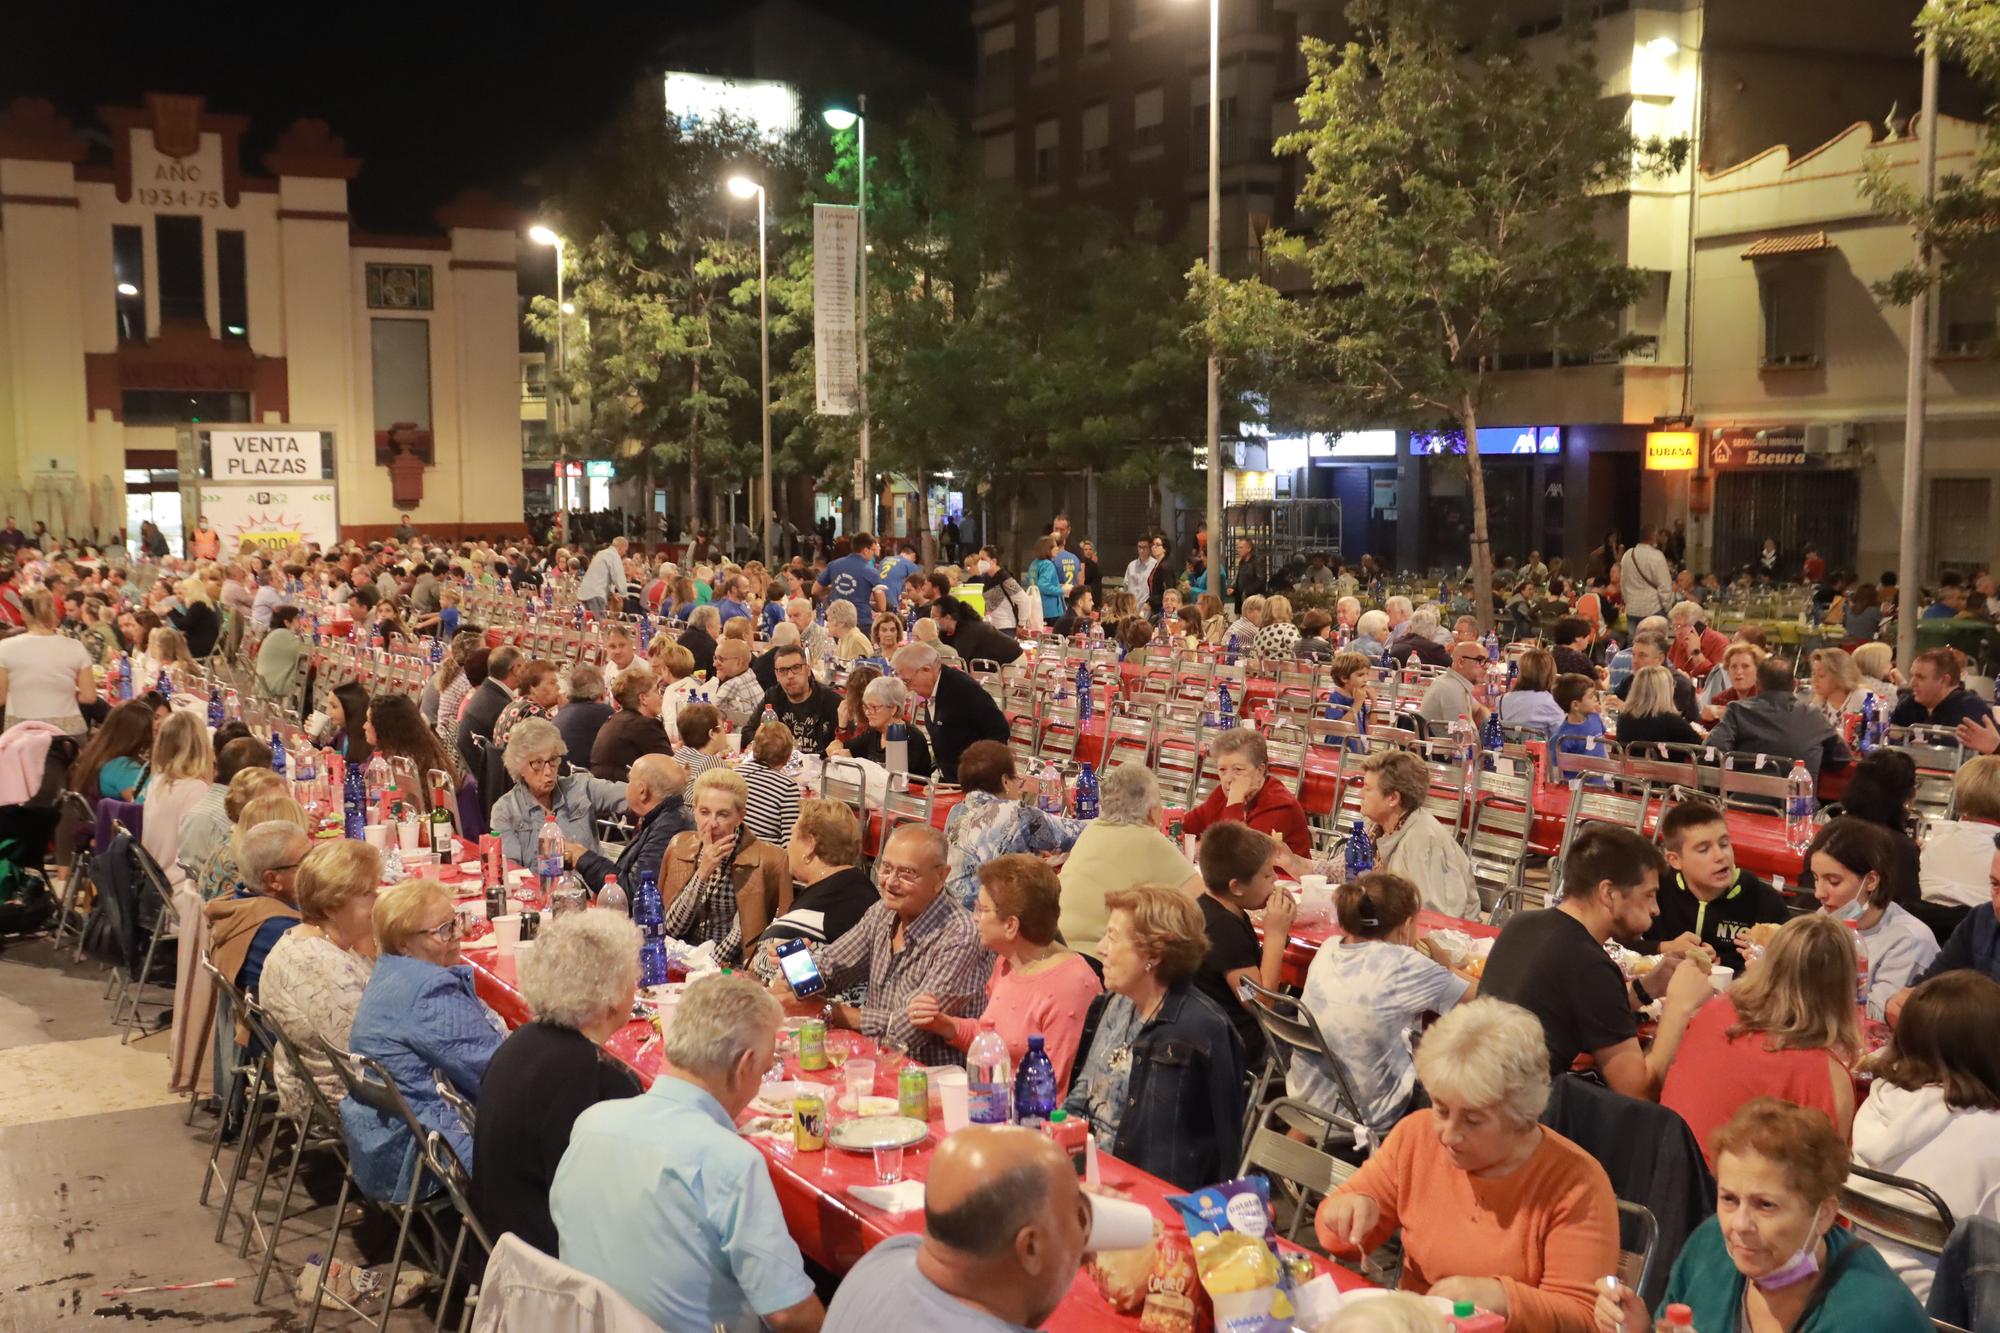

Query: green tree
[[1195, 0, 1681, 625]]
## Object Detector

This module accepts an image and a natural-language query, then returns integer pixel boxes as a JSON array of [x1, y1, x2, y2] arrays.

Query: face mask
[[1751, 1203, 1832, 1292], [1823, 880, 1871, 923]]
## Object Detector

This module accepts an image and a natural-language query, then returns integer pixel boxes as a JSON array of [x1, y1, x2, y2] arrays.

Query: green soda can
[[898, 1064, 929, 1121], [797, 1018, 828, 1072]]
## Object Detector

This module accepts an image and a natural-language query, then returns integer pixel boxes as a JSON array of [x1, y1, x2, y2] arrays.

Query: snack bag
[[1137, 1226, 1203, 1333], [1168, 1178, 1294, 1333], [1087, 1222, 1157, 1315]]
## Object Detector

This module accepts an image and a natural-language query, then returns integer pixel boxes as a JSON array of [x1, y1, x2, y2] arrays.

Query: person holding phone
[[658, 768, 792, 966]]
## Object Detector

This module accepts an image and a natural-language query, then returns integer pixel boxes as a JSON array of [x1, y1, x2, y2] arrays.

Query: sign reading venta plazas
[[206, 429, 333, 481]]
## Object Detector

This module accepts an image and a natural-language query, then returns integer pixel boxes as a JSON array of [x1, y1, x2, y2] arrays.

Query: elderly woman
[[1253, 593, 1302, 658], [1808, 817, 1938, 1019], [1919, 755, 2000, 910], [670, 701, 732, 783], [590, 663, 671, 782], [1594, 1099, 1929, 1333], [658, 767, 793, 964], [1660, 914, 1859, 1165], [758, 800, 880, 949], [1351, 607, 1391, 662], [342, 878, 506, 1204], [826, 674, 934, 776], [195, 771, 291, 900], [739, 721, 803, 846], [1180, 729, 1312, 858], [910, 853, 1103, 1094], [493, 657, 561, 748], [1063, 883, 1245, 1190], [0, 589, 95, 735], [1057, 763, 1200, 959], [492, 717, 629, 891], [473, 910, 644, 1255], [1320, 999, 1619, 1329], [140, 711, 215, 889], [555, 662, 614, 769], [825, 598, 871, 662], [1808, 647, 1870, 726], [1700, 641, 1766, 721], [260, 841, 382, 1118], [1359, 748, 1481, 918], [1851, 640, 1899, 698], [942, 740, 1084, 910]]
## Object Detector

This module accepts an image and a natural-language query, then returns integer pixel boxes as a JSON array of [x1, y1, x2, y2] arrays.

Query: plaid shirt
[[796, 889, 991, 1067]]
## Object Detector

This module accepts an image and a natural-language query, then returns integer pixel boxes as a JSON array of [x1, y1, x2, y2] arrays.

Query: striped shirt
[[672, 746, 726, 784], [739, 760, 801, 847]]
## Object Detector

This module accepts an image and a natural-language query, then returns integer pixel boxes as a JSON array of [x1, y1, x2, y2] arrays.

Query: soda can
[[797, 1018, 828, 1072], [792, 1094, 826, 1151], [519, 909, 541, 942], [898, 1065, 929, 1121], [484, 885, 506, 921]]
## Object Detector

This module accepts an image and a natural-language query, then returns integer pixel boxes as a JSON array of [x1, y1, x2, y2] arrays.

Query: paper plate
[[829, 1115, 928, 1152]]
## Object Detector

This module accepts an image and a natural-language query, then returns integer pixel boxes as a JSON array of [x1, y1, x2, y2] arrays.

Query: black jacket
[[613, 797, 691, 890], [924, 665, 1010, 783], [554, 700, 613, 771], [945, 617, 1023, 666], [845, 723, 934, 778], [1635, 867, 1789, 971], [588, 709, 670, 781], [677, 625, 716, 677], [1889, 685, 1994, 731], [456, 679, 512, 777], [1614, 709, 1704, 752], [1228, 556, 1267, 607]]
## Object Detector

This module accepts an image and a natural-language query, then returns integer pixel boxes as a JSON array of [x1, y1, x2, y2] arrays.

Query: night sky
[[3, 1, 969, 231]]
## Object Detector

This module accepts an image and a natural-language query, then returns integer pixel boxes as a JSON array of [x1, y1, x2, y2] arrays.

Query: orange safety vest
[[192, 527, 219, 559]]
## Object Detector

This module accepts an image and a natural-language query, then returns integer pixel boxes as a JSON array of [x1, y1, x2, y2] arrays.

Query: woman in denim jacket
[[1063, 882, 1246, 1191]]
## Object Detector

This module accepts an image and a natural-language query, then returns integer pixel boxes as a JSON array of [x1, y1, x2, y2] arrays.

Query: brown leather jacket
[[656, 828, 792, 963]]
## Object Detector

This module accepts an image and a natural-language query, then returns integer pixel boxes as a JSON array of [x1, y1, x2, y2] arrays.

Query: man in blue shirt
[[879, 540, 921, 608], [1053, 538, 1081, 597], [714, 572, 752, 626], [551, 974, 824, 1333], [817, 531, 887, 631]]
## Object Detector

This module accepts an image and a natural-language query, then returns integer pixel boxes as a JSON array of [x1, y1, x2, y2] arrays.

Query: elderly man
[[784, 596, 831, 663], [457, 643, 523, 777], [1417, 637, 1493, 731], [615, 754, 692, 889], [1707, 659, 1851, 785], [893, 642, 1009, 784], [1890, 647, 1995, 730], [577, 536, 629, 613], [760, 825, 989, 1067], [677, 603, 720, 677], [201, 819, 307, 997], [249, 565, 289, 630], [1390, 607, 1452, 667], [823, 1127, 1092, 1333], [712, 638, 764, 728], [743, 642, 842, 755], [1612, 630, 1702, 724], [552, 973, 825, 1333]]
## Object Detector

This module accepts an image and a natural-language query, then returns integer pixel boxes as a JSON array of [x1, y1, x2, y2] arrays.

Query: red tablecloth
[[461, 944, 1372, 1330]]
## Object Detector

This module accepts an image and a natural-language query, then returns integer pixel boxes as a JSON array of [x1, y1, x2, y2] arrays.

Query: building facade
[[0, 93, 527, 550]]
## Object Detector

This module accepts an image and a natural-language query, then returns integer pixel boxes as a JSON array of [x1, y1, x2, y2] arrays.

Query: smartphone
[[775, 938, 826, 999]]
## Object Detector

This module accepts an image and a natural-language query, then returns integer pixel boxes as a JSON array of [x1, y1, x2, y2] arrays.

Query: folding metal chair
[[820, 758, 878, 867], [111, 824, 180, 1042], [238, 998, 354, 1306], [1616, 1199, 1660, 1300], [46, 790, 95, 952], [1839, 1163, 1957, 1259], [1101, 702, 1158, 768], [1236, 1097, 1359, 1244], [1464, 756, 1535, 922], [433, 1068, 478, 1140], [1238, 979, 1375, 1154], [423, 1131, 494, 1333], [196, 957, 279, 1250]]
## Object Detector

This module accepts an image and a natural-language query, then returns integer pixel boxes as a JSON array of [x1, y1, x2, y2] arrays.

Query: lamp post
[[824, 99, 870, 536], [1194, 0, 1222, 604], [529, 224, 568, 517], [728, 176, 774, 567]]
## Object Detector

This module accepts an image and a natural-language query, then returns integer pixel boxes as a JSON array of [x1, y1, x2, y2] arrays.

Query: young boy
[[1639, 799, 1789, 971], [1552, 673, 1608, 761]]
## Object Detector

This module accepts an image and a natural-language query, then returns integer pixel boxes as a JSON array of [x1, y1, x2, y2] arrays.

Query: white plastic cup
[[397, 820, 422, 852], [1298, 874, 1330, 896], [938, 1072, 971, 1133], [1087, 1194, 1156, 1251], [363, 823, 388, 849], [1709, 964, 1734, 993], [844, 1058, 877, 1103], [493, 914, 522, 954]]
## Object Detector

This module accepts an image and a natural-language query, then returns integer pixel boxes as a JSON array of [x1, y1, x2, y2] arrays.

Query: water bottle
[[597, 873, 629, 915], [635, 868, 668, 986], [1846, 920, 1870, 1008], [1784, 761, 1816, 854], [967, 1020, 1013, 1125], [365, 754, 390, 822], [572, 601, 586, 629], [1217, 681, 1235, 729], [533, 811, 565, 900], [1653, 1304, 1696, 1333], [550, 870, 591, 917], [270, 730, 288, 776], [1039, 760, 1065, 815], [1073, 761, 1099, 819], [309, 614, 321, 646], [1013, 1034, 1058, 1128], [429, 636, 443, 666], [207, 684, 224, 727], [1075, 662, 1093, 723], [761, 703, 780, 728], [638, 612, 654, 652], [1483, 630, 1499, 662], [885, 721, 910, 775], [1481, 711, 1504, 771], [1856, 693, 1877, 755], [1449, 713, 1478, 774], [116, 655, 133, 701], [1344, 818, 1375, 877], [157, 668, 173, 700], [342, 761, 366, 841]]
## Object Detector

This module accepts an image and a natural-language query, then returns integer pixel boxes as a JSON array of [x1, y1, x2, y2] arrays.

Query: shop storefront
[[1409, 425, 1568, 570], [1703, 427, 1859, 575]]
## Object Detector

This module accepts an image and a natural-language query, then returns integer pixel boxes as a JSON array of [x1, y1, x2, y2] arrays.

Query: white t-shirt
[[1289, 938, 1468, 1136], [0, 632, 91, 724], [1919, 819, 1999, 908]]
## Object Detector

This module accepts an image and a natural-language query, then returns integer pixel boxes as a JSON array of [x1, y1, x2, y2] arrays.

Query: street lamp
[[728, 175, 775, 567], [529, 224, 569, 516], [1193, 0, 1222, 603], [824, 98, 871, 535]]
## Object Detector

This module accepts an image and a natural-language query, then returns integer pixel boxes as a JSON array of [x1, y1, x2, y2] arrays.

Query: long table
[[1260, 908, 1502, 990], [461, 944, 1372, 1330]]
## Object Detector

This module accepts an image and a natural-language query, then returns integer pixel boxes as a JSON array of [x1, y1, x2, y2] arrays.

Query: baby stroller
[[0, 731, 79, 939]]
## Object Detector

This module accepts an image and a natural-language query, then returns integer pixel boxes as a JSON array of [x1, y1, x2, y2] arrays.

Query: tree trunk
[[1462, 398, 1495, 635], [687, 363, 703, 536], [913, 465, 935, 566]]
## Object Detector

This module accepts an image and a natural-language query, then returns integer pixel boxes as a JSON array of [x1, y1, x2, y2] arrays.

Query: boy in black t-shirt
[[1636, 800, 1791, 972]]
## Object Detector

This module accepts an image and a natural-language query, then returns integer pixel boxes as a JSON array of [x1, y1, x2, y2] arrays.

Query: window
[[1083, 0, 1111, 52], [1033, 119, 1059, 186], [1758, 264, 1822, 367], [122, 390, 249, 424], [155, 215, 204, 324], [112, 224, 145, 343], [1190, 92, 1238, 167], [1034, 5, 1059, 71], [1081, 103, 1110, 176], [1939, 282, 1997, 355], [366, 263, 434, 310], [371, 318, 433, 432], [1134, 86, 1165, 151], [983, 131, 1015, 181], [522, 359, 547, 401], [1930, 477, 1990, 578], [217, 229, 248, 341]]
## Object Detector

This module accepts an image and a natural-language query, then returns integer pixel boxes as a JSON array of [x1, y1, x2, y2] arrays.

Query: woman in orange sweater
[[1316, 999, 1619, 1332]]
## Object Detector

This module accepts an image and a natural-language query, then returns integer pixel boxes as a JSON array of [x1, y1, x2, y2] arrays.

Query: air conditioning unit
[[1802, 422, 1855, 457]]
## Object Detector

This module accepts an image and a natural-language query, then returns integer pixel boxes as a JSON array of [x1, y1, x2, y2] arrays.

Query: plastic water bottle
[[1845, 920, 1870, 1008], [1449, 713, 1478, 775], [572, 601, 586, 629], [968, 1020, 1013, 1125], [429, 636, 443, 666], [342, 762, 366, 841], [206, 684, 224, 727], [157, 668, 173, 700], [597, 873, 629, 915], [116, 655, 133, 701], [535, 811, 564, 899], [885, 721, 910, 775], [270, 730, 288, 776], [638, 613, 654, 652], [634, 869, 667, 985], [761, 702, 780, 729], [1344, 818, 1375, 877], [1653, 1304, 1697, 1333], [1856, 693, 1877, 755], [1073, 762, 1099, 819], [364, 754, 390, 821], [1217, 681, 1235, 729], [1013, 1034, 1058, 1129], [1784, 761, 1816, 854], [1039, 760, 1065, 815], [1075, 662, 1093, 722], [1483, 630, 1499, 662], [1481, 711, 1504, 770]]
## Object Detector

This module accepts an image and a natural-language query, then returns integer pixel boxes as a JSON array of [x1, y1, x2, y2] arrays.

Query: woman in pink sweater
[[908, 853, 1103, 1092]]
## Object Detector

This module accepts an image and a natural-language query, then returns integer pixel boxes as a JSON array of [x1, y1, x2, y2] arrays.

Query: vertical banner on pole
[[814, 204, 860, 416]]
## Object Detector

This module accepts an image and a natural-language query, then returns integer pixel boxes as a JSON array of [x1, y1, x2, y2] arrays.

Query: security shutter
[[1711, 470, 1858, 574], [1928, 477, 1991, 578]]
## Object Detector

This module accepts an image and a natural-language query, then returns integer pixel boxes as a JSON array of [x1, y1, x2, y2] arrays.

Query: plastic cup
[[937, 1072, 971, 1134], [492, 914, 522, 954], [363, 823, 388, 849], [873, 1142, 904, 1183], [1298, 874, 1330, 896], [844, 1058, 877, 1102], [397, 820, 422, 852], [1087, 1193, 1156, 1251], [1709, 964, 1734, 993]]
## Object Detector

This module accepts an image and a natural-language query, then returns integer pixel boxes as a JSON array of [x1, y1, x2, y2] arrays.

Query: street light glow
[[823, 108, 858, 131], [528, 224, 560, 247], [117, 282, 139, 296], [727, 175, 763, 199], [1643, 36, 1679, 57], [560, 302, 575, 315]]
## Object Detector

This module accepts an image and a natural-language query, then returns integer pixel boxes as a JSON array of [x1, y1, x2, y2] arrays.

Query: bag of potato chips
[[1167, 1178, 1296, 1333]]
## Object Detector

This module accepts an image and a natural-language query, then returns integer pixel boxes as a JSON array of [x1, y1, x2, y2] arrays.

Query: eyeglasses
[[420, 916, 463, 943], [523, 756, 561, 773], [878, 862, 936, 884]]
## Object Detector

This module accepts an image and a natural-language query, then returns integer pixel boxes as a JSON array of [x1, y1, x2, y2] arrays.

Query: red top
[[1180, 773, 1312, 857], [1659, 995, 1846, 1166]]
